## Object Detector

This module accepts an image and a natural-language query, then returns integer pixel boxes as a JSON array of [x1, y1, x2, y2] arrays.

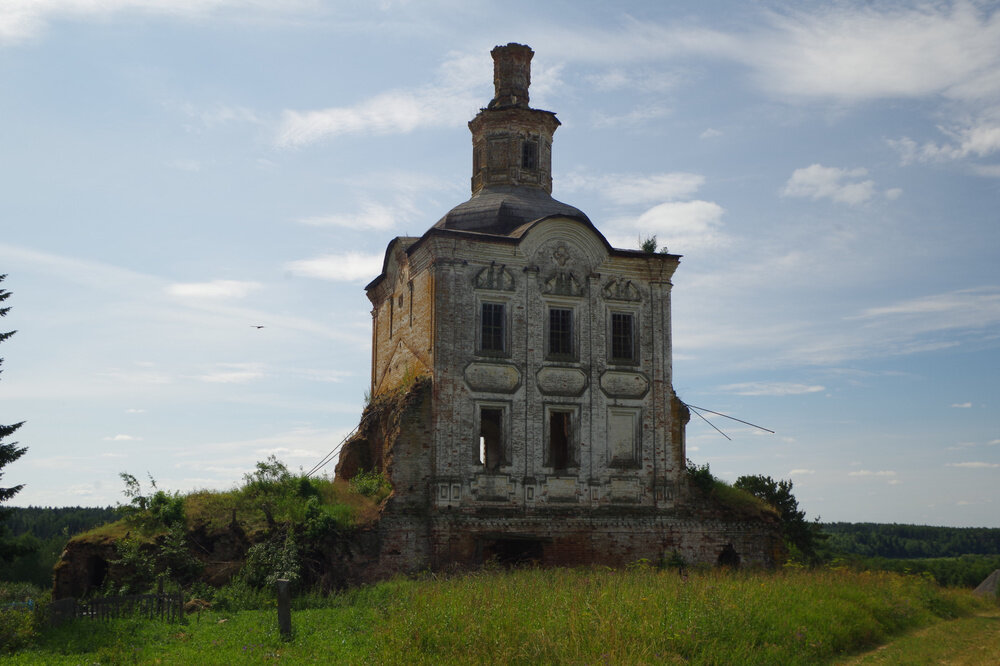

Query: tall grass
[[9, 567, 991, 664]]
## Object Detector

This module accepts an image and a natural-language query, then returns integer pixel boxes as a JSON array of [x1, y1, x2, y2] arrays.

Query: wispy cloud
[[166, 280, 261, 300], [782, 164, 877, 205], [285, 252, 384, 282], [849, 470, 897, 477], [592, 105, 671, 129], [951, 402, 973, 408], [103, 434, 142, 441], [947, 462, 1000, 469], [275, 52, 488, 148], [789, 469, 815, 475], [0, 0, 317, 46], [852, 287, 1000, 336], [563, 171, 705, 206], [195, 363, 265, 384], [718, 382, 825, 396]]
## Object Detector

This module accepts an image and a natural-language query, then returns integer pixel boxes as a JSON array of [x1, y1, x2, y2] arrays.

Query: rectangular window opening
[[479, 408, 504, 470], [549, 411, 571, 472], [480, 302, 505, 353], [611, 312, 635, 362], [521, 140, 538, 170], [548, 307, 573, 357], [408, 281, 414, 327]]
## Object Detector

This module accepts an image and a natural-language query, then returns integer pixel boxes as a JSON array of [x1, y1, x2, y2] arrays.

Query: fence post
[[275, 579, 292, 639]]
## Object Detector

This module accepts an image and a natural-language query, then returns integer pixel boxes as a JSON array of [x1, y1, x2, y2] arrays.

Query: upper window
[[610, 312, 636, 363], [521, 140, 538, 170], [548, 307, 573, 358], [480, 302, 506, 354]]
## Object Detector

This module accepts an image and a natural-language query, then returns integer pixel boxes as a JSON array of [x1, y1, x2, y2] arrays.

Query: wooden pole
[[275, 579, 292, 639]]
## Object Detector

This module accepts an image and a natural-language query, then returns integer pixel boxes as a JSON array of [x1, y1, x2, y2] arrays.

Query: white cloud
[[125, 408, 146, 414], [563, 171, 704, 205], [891, 115, 1000, 164], [297, 202, 407, 232], [746, 3, 1000, 103], [789, 469, 815, 475], [884, 188, 903, 200], [103, 434, 141, 441], [989, 440, 1000, 447], [853, 287, 1000, 336], [782, 164, 876, 205], [166, 280, 261, 299], [622, 200, 727, 252], [700, 128, 722, 139], [585, 67, 679, 93], [947, 461, 1000, 469], [196, 363, 265, 384], [592, 105, 671, 129], [285, 252, 384, 283], [718, 382, 825, 396], [951, 402, 973, 408], [0, 0, 315, 45], [275, 52, 485, 148], [849, 470, 897, 477]]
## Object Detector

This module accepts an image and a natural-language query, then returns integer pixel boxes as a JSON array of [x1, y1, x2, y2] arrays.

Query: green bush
[[350, 469, 391, 501]]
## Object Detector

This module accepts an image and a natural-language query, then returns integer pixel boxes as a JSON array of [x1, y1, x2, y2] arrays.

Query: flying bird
[[251, 325, 265, 329]]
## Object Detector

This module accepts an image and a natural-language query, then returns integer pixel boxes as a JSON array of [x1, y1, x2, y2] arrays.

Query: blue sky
[[1, 1, 997, 527]]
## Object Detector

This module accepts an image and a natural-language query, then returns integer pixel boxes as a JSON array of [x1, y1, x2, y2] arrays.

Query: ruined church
[[337, 43, 782, 572]]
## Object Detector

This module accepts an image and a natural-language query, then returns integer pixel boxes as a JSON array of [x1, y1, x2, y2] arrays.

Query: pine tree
[[0, 273, 28, 564]]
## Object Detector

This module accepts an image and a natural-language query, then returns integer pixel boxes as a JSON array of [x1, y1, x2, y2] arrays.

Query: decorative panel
[[599, 370, 650, 399], [536, 366, 588, 396], [465, 363, 521, 394]]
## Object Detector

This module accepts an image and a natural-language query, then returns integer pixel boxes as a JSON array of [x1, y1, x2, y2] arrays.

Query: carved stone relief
[[602, 277, 641, 302], [473, 262, 515, 291]]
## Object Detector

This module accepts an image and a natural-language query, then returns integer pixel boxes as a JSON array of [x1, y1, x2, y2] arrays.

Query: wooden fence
[[50, 590, 184, 626]]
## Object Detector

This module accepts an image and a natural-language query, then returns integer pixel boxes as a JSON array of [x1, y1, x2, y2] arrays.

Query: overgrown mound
[[53, 458, 391, 601]]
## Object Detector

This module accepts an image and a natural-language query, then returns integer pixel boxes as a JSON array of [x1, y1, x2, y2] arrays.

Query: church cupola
[[469, 43, 560, 195]]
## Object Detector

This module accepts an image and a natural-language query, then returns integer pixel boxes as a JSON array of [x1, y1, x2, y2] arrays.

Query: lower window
[[479, 407, 504, 471]]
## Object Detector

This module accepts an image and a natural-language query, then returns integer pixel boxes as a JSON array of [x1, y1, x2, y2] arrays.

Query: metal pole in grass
[[276, 579, 292, 639]]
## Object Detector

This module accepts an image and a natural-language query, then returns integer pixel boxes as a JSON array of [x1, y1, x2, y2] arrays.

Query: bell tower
[[469, 43, 560, 195]]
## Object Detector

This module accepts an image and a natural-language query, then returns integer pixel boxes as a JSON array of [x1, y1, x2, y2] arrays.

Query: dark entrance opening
[[87, 556, 109, 589], [716, 544, 741, 569], [549, 411, 571, 471], [482, 538, 544, 566]]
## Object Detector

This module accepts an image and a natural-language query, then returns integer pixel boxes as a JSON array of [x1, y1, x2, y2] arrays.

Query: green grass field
[[6, 565, 995, 665]]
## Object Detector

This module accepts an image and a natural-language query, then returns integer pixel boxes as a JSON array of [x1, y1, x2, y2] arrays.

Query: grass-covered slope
[[10, 566, 996, 664], [53, 458, 391, 599]]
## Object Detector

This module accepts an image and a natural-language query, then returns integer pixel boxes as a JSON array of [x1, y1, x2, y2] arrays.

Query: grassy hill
[[5, 566, 996, 664]]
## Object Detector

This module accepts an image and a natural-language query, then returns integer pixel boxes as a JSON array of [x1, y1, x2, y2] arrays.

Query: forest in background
[[2, 507, 116, 587]]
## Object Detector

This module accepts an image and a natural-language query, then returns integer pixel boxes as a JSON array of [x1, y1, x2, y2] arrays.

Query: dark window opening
[[481, 302, 505, 353], [479, 407, 504, 470], [549, 411, 572, 471], [408, 281, 414, 327], [521, 140, 538, 170], [482, 538, 543, 566], [548, 307, 573, 357], [611, 312, 635, 362]]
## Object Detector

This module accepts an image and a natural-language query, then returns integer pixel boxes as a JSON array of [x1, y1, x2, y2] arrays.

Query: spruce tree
[[0, 273, 28, 563]]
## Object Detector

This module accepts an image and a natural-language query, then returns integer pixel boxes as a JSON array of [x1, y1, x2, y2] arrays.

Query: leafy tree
[[0, 274, 29, 565], [734, 474, 827, 563]]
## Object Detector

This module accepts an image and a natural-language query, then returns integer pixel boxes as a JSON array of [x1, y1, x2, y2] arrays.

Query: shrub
[[350, 469, 391, 501]]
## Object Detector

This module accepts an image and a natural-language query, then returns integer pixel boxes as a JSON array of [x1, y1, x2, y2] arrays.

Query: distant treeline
[[2, 506, 118, 588], [821, 522, 1000, 559]]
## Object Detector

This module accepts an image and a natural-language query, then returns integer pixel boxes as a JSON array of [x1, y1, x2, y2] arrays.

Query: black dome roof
[[433, 185, 590, 236]]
